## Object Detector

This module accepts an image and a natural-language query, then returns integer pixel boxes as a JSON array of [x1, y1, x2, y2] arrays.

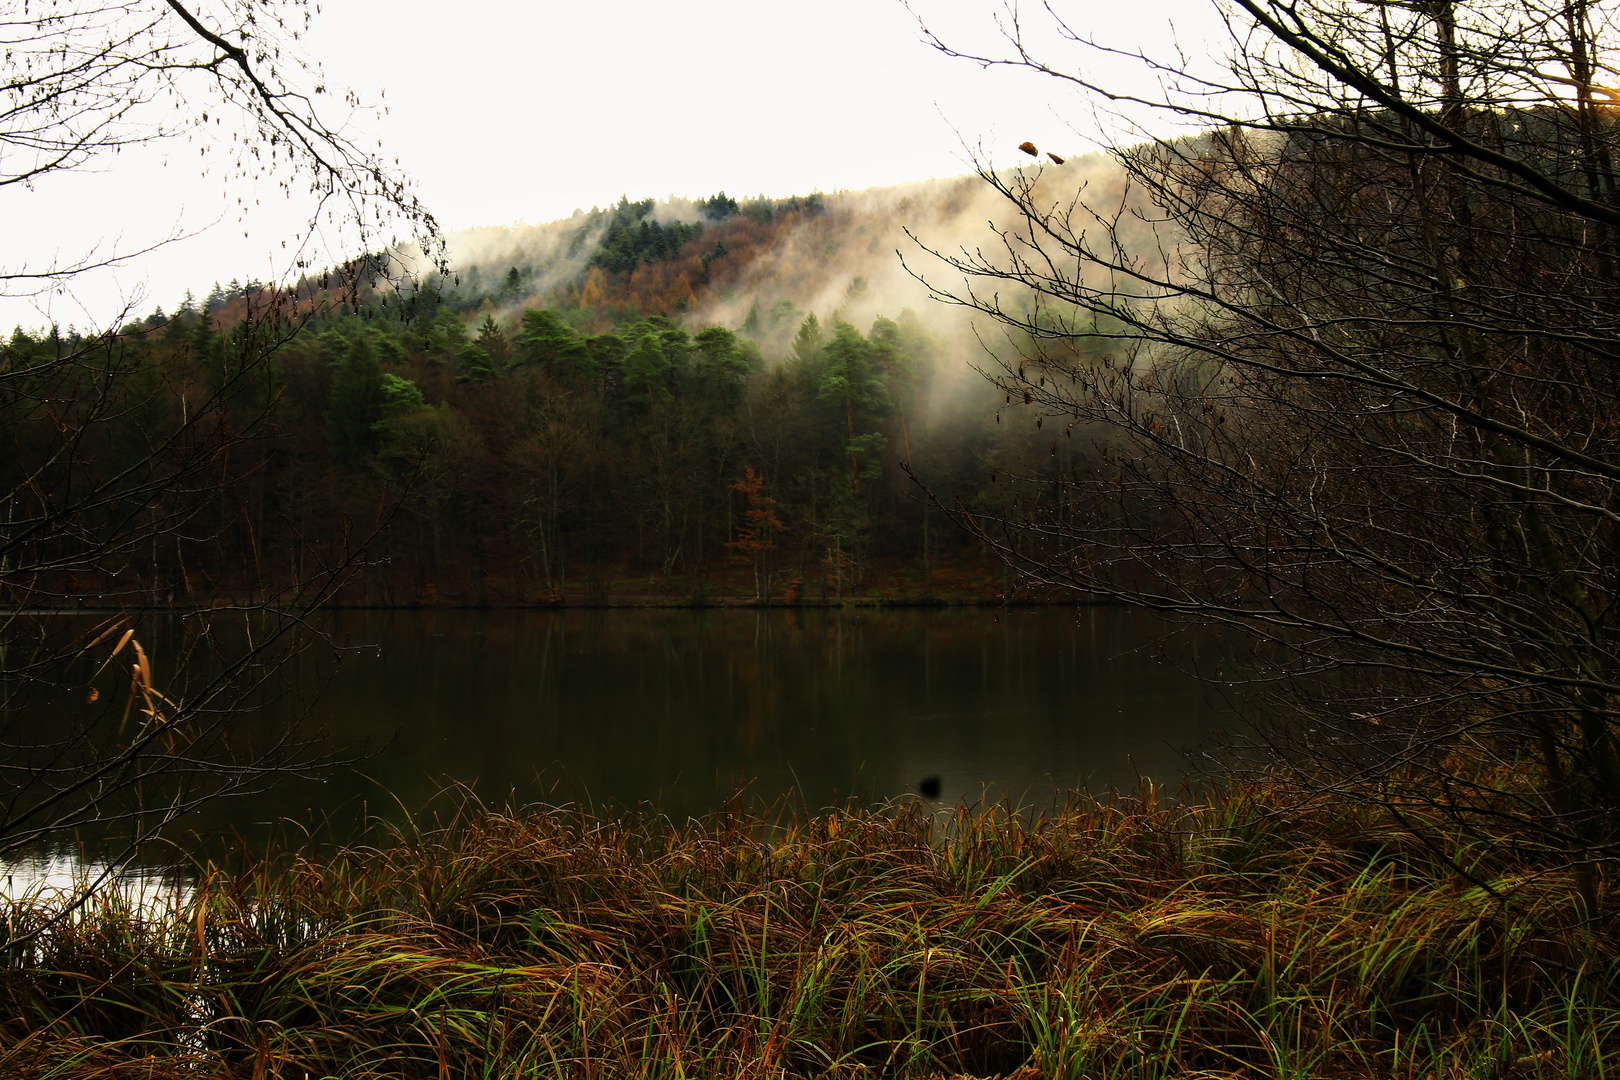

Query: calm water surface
[[6, 606, 1243, 882], [229, 606, 1238, 832]]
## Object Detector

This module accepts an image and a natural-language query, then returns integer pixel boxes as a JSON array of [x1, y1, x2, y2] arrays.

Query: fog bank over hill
[[1, 152, 1179, 613], [421, 152, 1143, 422]]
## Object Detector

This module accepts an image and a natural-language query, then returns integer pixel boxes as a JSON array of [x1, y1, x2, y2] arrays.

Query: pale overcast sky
[[4, 0, 1225, 331]]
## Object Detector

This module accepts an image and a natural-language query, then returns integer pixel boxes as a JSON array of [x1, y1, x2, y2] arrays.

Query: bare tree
[[0, 1, 442, 869], [2, 0, 445, 297], [0, 300, 381, 870], [911, 0, 1620, 901]]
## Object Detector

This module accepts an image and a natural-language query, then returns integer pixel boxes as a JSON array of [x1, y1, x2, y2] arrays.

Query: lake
[[211, 606, 1237, 833], [6, 606, 1243, 868]]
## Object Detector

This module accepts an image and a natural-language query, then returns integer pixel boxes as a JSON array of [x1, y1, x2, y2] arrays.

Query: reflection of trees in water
[[11, 608, 1232, 850]]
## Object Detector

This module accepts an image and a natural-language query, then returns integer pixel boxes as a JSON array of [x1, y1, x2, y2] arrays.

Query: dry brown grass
[[2, 783, 1615, 1079]]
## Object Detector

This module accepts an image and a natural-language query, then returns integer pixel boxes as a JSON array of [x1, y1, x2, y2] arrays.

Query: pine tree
[[791, 312, 824, 365], [818, 320, 890, 491], [328, 334, 386, 462], [475, 313, 510, 369]]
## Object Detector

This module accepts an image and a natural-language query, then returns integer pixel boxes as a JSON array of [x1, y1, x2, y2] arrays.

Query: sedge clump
[[1, 782, 1615, 1079]]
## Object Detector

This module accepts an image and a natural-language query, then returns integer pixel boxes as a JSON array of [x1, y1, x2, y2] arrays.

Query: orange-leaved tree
[[725, 467, 786, 601]]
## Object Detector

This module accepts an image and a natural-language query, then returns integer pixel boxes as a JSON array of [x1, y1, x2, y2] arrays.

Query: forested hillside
[[5, 172, 1120, 606]]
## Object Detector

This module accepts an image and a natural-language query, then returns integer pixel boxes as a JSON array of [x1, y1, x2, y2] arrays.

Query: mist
[[421, 150, 1156, 442]]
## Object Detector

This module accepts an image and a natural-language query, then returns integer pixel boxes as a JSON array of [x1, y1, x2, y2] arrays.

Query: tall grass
[[2, 782, 1614, 1079]]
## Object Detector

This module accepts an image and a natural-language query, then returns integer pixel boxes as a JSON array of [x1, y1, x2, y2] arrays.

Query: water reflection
[[7, 607, 1241, 860], [3, 849, 191, 912], [225, 606, 1236, 837]]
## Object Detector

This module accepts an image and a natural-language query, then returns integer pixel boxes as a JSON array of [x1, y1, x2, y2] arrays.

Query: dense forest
[[3, 182, 1100, 607]]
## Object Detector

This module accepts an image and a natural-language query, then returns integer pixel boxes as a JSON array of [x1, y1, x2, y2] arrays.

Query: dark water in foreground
[[227, 606, 1239, 835], [6, 606, 1246, 881]]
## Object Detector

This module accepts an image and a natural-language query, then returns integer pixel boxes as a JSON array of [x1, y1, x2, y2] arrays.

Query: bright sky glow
[[3, 0, 1224, 331]]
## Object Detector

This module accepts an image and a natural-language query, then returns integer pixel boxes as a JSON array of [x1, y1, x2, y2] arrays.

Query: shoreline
[[2, 782, 1611, 1079]]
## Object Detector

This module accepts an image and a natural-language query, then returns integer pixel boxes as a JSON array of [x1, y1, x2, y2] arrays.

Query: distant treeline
[[4, 192, 1097, 607]]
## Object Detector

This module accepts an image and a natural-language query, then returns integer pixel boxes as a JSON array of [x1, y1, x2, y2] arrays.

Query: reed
[[2, 782, 1614, 1079]]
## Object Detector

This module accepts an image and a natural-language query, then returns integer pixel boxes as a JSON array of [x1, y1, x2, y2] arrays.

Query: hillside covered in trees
[[5, 172, 1120, 606]]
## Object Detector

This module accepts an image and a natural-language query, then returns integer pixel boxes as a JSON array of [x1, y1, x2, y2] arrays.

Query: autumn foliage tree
[[725, 467, 787, 601]]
